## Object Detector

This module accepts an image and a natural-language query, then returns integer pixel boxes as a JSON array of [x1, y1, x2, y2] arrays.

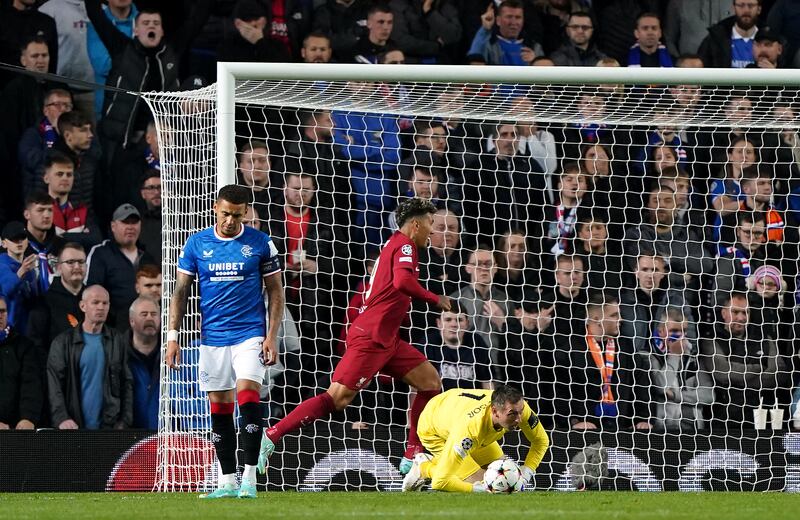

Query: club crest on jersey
[[241, 245, 253, 258], [401, 244, 413, 256], [202, 249, 214, 258]]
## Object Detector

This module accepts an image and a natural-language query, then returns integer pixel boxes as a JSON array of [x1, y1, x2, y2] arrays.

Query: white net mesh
[[145, 67, 800, 492]]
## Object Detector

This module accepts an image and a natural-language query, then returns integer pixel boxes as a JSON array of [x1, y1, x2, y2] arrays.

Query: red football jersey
[[351, 232, 439, 347]]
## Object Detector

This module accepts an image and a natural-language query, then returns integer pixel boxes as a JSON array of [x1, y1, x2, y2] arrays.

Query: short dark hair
[[140, 169, 160, 188], [413, 119, 445, 139], [740, 164, 771, 183], [20, 35, 48, 54], [718, 290, 748, 309], [25, 191, 53, 209], [568, 11, 593, 24], [135, 8, 162, 22], [44, 149, 75, 170], [675, 53, 703, 67], [498, 0, 524, 14], [217, 184, 251, 206], [491, 384, 524, 408], [636, 11, 661, 27], [59, 242, 85, 258], [44, 88, 72, 104], [441, 299, 464, 316], [561, 161, 582, 176], [556, 253, 583, 268], [368, 2, 392, 16], [736, 210, 766, 227], [303, 30, 331, 46], [586, 291, 618, 318], [57, 111, 91, 134], [395, 197, 436, 228]]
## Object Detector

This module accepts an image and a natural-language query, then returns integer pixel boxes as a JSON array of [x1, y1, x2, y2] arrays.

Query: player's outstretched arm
[[261, 273, 285, 366], [166, 271, 193, 369], [520, 406, 550, 484]]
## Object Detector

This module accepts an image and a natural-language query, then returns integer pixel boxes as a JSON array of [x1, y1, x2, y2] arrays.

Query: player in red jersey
[[258, 198, 451, 474]]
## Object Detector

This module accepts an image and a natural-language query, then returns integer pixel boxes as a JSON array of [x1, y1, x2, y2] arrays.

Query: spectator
[[494, 229, 540, 310], [467, 0, 543, 65], [125, 296, 160, 429], [508, 96, 558, 183], [85, 0, 212, 154], [47, 284, 132, 430], [17, 88, 73, 200], [551, 11, 607, 66], [555, 292, 627, 430], [594, 0, 658, 65], [632, 116, 687, 176], [619, 251, 692, 356], [388, 0, 462, 63], [0, 0, 58, 86], [85, 203, 156, 329], [86, 0, 137, 118], [539, 253, 588, 337], [312, 0, 371, 62], [555, 92, 615, 162], [38, 0, 94, 115], [663, 0, 733, 57], [0, 294, 41, 430], [350, 3, 396, 63], [715, 211, 770, 294], [623, 182, 713, 292], [709, 135, 758, 240], [400, 120, 464, 212], [108, 118, 161, 221], [419, 302, 493, 391], [449, 246, 511, 357], [701, 290, 790, 428], [698, 0, 763, 68], [134, 264, 162, 302], [262, 170, 347, 347], [640, 305, 713, 432], [217, 0, 291, 63], [747, 264, 793, 352], [418, 208, 465, 300], [237, 139, 282, 222], [573, 213, 623, 295], [336, 252, 379, 356], [137, 170, 162, 265], [26, 242, 86, 362], [300, 31, 333, 63], [719, 165, 784, 247], [0, 221, 39, 334], [747, 28, 785, 69], [538, 163, 590, 257], [578, 142, 630, 227], [44, 150, 101, 247], [332, 91, 402, 251], [627, 12, 673, 67], [51, 111, 98, 212], [660, 166, 705, 231], [463, 122, 544, 240], [24, 192, 65, 297]]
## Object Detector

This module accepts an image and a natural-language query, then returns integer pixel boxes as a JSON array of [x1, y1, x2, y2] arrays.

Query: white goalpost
[[144, 64, 800, 492]]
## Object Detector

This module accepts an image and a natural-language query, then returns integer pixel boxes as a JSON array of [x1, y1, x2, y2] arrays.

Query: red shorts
[[332, 331, 428, 391]]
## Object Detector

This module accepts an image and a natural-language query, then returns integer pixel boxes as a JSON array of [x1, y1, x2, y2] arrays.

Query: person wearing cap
[[698, 0, 764, 68], [0, 221, 39, 335], [217, 0, 291, 64], [85, 203, 156, 330], [747, 28, 784, 68]]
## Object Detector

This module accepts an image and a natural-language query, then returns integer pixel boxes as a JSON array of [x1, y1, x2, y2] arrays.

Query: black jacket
[[26, 277, 83, 360], [86, 240, 156, 329], [313, 0, 371, 60], [86, 0, 212, 148], [0, 329, 42, 426], [217, 28, 290, 63], [0, 5, 58, 86], [47, 324, 132, 428]]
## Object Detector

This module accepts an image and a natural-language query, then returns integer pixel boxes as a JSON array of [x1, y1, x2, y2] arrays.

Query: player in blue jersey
[[166, 184, 285, 499]]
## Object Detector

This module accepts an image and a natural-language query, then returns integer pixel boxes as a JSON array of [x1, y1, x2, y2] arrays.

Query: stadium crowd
[[1, 0, 800, 435]]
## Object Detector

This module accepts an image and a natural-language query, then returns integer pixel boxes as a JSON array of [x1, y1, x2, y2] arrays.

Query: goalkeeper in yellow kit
[[402, 385, 549, 493]]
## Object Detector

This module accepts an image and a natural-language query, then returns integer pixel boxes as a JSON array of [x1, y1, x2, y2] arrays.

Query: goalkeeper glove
[[472, 480, 491, 493], [520, 466, 535, 490]]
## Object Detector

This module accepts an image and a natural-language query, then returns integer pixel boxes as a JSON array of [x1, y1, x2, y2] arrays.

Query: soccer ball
[[483, 458, 524, 493]]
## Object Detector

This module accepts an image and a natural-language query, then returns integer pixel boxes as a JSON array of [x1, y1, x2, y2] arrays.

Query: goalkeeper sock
[[405, 389, 439, 459], [238, 389, 263, 466], [267, 391, 336, 443], [210, 402, 237, 476]]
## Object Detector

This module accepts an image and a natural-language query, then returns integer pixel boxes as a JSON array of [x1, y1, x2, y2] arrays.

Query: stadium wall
[[1, 429, 799, 492]]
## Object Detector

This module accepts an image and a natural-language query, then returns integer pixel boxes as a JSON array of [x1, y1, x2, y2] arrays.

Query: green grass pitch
[[1, 492, 797, 520]]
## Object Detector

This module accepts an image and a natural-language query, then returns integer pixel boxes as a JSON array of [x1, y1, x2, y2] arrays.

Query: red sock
[[404, 389, 439, 459], [267, 392, 336, 443]]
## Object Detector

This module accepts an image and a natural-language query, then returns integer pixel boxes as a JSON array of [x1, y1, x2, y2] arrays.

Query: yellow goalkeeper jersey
[[417, 388, 550, 492]]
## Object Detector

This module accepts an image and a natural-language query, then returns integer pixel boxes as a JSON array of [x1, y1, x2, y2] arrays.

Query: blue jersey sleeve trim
[[262, 269, 281, 278], [176, 267, 196, 276]]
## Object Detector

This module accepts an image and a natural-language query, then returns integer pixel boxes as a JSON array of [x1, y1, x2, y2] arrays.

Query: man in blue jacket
[[0, 221, 39, 334]]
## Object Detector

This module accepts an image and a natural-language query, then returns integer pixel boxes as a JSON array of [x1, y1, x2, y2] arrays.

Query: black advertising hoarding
[[0, 428, 798, 492]]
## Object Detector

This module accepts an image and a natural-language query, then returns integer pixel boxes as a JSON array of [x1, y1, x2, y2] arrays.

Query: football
[[483, 458, 524, 493]]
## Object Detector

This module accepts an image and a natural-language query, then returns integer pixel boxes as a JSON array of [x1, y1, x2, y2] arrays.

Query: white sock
[[242, 465, 257, 482], [219, 473, 237, 487]]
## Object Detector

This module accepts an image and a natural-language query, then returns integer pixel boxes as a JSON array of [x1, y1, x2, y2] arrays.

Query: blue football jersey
[[177, 225, 280, 346]]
